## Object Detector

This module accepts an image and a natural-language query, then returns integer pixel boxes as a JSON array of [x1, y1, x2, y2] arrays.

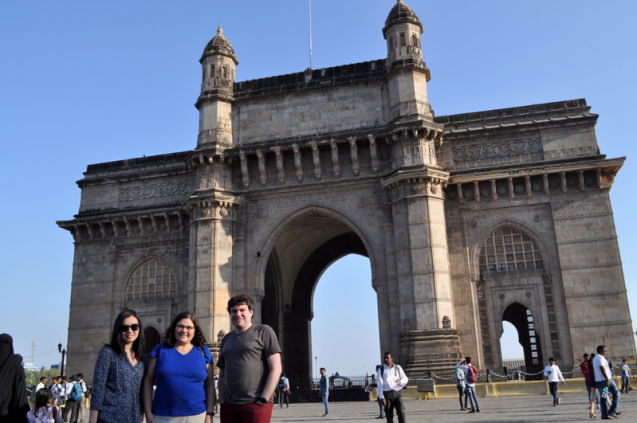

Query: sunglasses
[[120, 324, 140, 333]]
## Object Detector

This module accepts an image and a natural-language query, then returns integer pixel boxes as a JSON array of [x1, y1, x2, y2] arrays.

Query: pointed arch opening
[[502, 303, 543, 379]]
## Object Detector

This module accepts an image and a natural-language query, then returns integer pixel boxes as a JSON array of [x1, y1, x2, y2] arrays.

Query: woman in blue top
[[143, 312, 215, 423], [89, 309, 147, 423]]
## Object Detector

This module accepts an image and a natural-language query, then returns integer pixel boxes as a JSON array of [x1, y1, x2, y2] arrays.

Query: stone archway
[[260, 212, 374, 382], [502, 303, 543, 379]]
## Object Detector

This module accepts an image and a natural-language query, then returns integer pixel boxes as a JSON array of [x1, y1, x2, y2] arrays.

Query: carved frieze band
[[119, 181, 189, 202], [452, 138, 542, 162]]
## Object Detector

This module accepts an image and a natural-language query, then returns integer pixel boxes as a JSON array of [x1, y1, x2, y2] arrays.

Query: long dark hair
[[107, 309, 145, 359], [34, 388, 53, 416], [162, 311, 207, 347]]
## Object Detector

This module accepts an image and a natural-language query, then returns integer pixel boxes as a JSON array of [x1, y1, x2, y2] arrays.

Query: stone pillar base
[[399, 329, 463, 378]]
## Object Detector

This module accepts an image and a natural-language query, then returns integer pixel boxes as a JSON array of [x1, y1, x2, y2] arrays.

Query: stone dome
[[200, 25, 238, 64], [384, 0, 422, 34]]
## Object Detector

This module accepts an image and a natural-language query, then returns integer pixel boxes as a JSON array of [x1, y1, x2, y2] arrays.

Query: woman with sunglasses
[[143, 312, 215, 423], [89, 309, 147, 423]]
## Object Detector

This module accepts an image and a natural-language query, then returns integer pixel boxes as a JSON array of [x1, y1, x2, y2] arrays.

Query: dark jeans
[[62, 399, 80, 423], [220, 401, 274, 423], [549, 381, 559, 405], [278, 390, 289, 408], [465, 386, 479, 411], [383, 390, 406, 423], [377, 397, 385, 417], [596, 380, 620, 419], [456, 385, 465, 408], [621, 376, 630, 392]]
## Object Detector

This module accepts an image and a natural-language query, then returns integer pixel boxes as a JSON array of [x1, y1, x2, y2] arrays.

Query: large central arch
[[259, 206, 378, 381]]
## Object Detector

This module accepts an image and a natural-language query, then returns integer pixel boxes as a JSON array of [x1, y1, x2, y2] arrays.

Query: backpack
[[278, 378, 286, 389], [466, 365, 478, 384], [69, 382, 82, 401]]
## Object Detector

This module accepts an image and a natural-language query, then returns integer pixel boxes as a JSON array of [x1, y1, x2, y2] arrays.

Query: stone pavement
[[269, 393, 637, 422]]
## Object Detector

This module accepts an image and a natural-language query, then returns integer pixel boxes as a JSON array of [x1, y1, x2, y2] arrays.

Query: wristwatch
[[256, 397, 268, 405], [206, 411, 215, 416]]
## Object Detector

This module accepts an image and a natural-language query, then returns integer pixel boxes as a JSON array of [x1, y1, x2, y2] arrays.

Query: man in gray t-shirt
[[218, 294, 282, 422]]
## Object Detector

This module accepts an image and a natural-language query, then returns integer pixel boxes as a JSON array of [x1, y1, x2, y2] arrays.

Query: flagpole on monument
[[309, 0, 313, 69]]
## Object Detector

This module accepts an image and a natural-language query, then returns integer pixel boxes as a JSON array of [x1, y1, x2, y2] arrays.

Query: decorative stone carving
[[256, 150, 267, 187], [274, 147, 285, 185], [358, 198, 369, 208], [451, 138, 542, 162], [239, 150, 249, 189], [119, 181, 189, 202], [349, 137, 360, 176], [367, 134, 379, 172], [330, 139, 341, 178], [292, 144, 303, 183], [310, 142, 322, 181], [256, 207, 268, 218], [442, 316, 451, 329], [219, 207, 229, 217]]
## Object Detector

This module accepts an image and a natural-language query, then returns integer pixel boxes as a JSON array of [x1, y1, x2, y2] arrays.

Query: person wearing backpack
[[62, 375, 82, 423], [457, 357, 480, 413], [277, 373, 290, 409], [377, 352, 408, 423]]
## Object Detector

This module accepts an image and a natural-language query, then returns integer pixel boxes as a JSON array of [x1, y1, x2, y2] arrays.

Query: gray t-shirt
[[217, 324, 281, 405]]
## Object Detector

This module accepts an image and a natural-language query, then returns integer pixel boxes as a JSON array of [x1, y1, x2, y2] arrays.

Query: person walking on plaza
[[377, 352, 408, 423], [594, 345, 621, 419], [277, 373, 290, 409], [76, 373, 87, 423], [620, 359, 632, 394], [457, 358, 480, 413], [217, 294, 282, 423], [455, 363, 467, 411], [62, 375, 82, 423], [50, 376, 61, 405], [319, 368, 329, 417], [89, 309, 147, 423], [143, 311, 215, 423], [374, 365, 384, 419], [544, 357, 566, 407], [581, 353, 597, 418]]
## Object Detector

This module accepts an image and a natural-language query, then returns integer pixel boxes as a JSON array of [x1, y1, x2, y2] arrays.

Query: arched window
[[126, 259, 176, 300], [479, 227, 543, 273], [411, 34, 419, 48], [222, 65, 228, 79], [400, 33, 406, 47], [389, 36, 395, 51]]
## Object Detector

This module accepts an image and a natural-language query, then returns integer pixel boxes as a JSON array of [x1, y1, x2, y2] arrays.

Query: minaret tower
[[383, 0, 434, 123], [381, 0, 462, 377], [195, 25, 238, 154]]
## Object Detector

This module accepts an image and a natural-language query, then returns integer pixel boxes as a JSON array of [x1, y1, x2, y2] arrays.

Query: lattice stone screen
[[479, 227, 543, 273], [127, 259, 176, 300]]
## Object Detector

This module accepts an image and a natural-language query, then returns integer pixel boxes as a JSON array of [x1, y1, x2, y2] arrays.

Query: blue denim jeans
[[322, 393, 329, 414], [549, 381, 559, 405], [465, 385, 480, 411], [596, 380, 620, 418], [621, 376, 630, 392]]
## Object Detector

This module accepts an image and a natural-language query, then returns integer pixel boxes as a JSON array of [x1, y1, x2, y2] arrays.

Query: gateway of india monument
[[58, 0, 635, 382]]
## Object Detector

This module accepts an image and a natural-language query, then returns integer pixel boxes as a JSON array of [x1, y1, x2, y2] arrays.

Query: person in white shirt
[[456, 357, 480, 413], [593, 345, 621, 419], [35, 376, 47, 392], [376, 352, 408, 423], [544, 357, 566, 406], [77, 373, 87, 422], [50, 376, 61, 404]]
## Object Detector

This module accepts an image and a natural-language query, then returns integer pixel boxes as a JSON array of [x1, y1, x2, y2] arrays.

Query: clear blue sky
[[1, 0, 636, 374]]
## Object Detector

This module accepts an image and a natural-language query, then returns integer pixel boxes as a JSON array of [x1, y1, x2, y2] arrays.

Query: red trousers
[[220, 402, 273, 423]]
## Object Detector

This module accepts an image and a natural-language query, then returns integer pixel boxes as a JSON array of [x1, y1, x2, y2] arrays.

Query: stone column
[[382, 165, 461, 377], [186, 192, 242, 343]]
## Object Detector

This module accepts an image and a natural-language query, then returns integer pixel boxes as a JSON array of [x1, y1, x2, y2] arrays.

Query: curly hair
[[162, 311, 207, 347], [227, 294, 254, 313]]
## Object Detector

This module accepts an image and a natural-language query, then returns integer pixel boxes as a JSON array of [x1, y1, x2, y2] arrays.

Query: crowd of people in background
[[3, 315, 636, 423]]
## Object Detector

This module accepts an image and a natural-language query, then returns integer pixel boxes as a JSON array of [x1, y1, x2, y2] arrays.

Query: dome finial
[[217, 25, 223, 36]]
